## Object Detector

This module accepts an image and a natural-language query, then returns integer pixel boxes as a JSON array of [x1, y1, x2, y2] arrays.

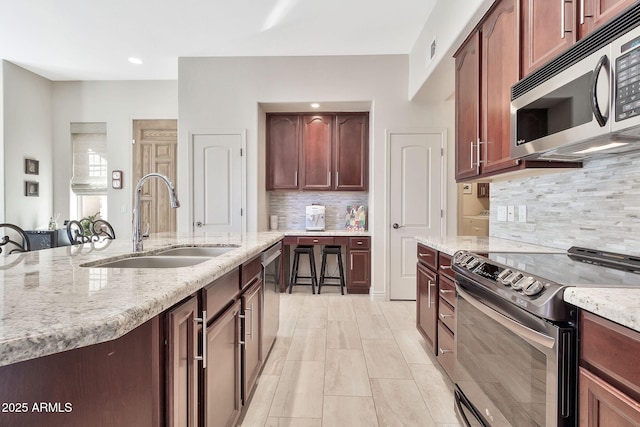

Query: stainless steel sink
[[154, 246, 238, 257], [87, 256, 210, 269]]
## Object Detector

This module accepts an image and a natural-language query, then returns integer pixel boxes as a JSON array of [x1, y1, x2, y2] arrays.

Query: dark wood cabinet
[[481, 0, 520, 175], [417, 261, 437, 353], [203, 300, 242, 427], [301, 115, 333, 190], [454, 0, 581, 182], [241, 279, 263, 404], [266, 114, 300, 190], [454, 31, 481, 181], [166, 295, 200, 427], [347, 237, 371, 293], [579, 311, 640, 426], [578, 0, 637, 38], [335, 114, 368, 191], [266, 113, 369, 191], [521, 0, 577, 77]]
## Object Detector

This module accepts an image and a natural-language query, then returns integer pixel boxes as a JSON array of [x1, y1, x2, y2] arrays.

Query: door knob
[[196, 221, 203, 227], [392, 223, 400, 229]]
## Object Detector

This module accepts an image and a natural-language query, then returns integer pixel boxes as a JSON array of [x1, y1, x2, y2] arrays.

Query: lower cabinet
[[579, 311, 640, 426], [203, 300, 242, 427], [241, 279, 263, 404], [416, 262, 437, 353], [347, 237, 371, 294]]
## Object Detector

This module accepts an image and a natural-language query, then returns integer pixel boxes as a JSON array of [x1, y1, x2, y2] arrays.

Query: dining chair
[[0, 223, 32, 254], [67, 218, 116, 244]]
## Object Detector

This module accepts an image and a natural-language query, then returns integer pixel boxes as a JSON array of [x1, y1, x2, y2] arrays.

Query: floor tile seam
[[406, 362, 443, 425], [249, 374, 281, 427]]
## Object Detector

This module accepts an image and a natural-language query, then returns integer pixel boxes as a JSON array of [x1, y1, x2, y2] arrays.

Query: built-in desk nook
[[282, 232, 371, 294]]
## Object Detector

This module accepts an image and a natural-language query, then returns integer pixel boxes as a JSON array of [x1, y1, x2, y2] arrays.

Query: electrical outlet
[[507, 205, 515, 222]]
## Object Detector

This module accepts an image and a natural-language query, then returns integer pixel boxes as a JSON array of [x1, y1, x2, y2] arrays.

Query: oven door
[[454, 277, 575, 427]]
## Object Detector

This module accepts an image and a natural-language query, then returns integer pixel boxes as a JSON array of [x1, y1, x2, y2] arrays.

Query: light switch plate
[[507, 205, 515, 222], [497, 206, 507, 222], [518, 205, 527, 223]]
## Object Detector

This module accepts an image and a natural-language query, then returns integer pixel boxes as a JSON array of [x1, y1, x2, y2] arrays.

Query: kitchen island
[[0, 231, 284, 426]]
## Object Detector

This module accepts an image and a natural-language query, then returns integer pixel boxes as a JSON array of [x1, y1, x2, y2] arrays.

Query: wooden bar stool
[[318, 245, 346, 295], [288, 245, 318, 294]]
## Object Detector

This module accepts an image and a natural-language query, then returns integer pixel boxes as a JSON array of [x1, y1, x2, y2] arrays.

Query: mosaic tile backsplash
[[489, 150, 640, 255], [269, 192, 369, 230]]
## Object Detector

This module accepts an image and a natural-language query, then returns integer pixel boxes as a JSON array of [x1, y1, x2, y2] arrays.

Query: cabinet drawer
[[438, 275, 456, 308], [348, 237, 370, 249], [241, 255, 262, 291], [579, 367, 640, 426], [438, 253, 454, 280], [417, 244, 438, 271], [437, 321, 455, 379], [298, 236, 335, 245], [203, 268, 240, 322], [581, 311, 640, 400], [438, 298, 455, 333]]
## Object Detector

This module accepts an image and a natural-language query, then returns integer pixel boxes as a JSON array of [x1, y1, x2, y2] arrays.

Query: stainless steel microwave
[[511, 12, 640, 161]]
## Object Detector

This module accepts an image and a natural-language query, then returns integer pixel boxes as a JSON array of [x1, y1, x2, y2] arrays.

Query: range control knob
[[466, 257, 480, 268], [523, 280, 545, 296], [504, 272, 524, 287], [453, 252, 468, 265], [497, 269, 513, 284], [512, 276, 534, 291]]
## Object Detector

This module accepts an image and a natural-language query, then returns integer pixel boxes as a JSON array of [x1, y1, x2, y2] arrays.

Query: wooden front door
[[132, 119, 178, 234]]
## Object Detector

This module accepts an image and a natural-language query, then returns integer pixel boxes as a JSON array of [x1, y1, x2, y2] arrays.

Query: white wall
[[0, 62, 4, 222], [408, 0, 495, 101], [2, 61, 53, 229], [178, 55, 454, 297], [52, 80, 178, 237]]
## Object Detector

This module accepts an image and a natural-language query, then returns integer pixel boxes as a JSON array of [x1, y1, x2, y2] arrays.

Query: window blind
[[70, 122, 108, 195]]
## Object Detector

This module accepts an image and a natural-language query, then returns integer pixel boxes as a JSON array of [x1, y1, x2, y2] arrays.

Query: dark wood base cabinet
[[579, 311, 640, 426], [0, 318, 163, 427]]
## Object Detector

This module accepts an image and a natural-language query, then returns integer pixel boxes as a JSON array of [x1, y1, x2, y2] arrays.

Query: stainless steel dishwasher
[[262, 242, 281, 356]]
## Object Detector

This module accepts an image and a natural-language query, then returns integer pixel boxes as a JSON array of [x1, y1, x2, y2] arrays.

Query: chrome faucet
[[132, 173, 180, 252]]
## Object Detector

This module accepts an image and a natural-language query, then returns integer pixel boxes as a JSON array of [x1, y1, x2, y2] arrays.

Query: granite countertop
[[415, 235, 564, 256], [416, 235, 640, 333], [0, 231, 284, 367]]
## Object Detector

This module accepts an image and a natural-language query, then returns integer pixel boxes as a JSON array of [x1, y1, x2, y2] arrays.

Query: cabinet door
[[166, 295, 199, 427], [203, 300, 242, 427], [521, 0, 577, 77], [335, 114, 369, 191], [348, 249, 370, 293], [301, 115, 333, 190], [579, 367, 640, 426], [579, 0, 636, 38], [416, 263, 437, 353], [266, 114, 300, 190], [481, 0, 521, 174], [455, 31, 481, 181], [241, 280, 263, 404]]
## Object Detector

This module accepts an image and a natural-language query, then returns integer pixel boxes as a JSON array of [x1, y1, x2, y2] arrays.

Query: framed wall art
[[25, 181, 39, 197], [25, 158, 39, 175]]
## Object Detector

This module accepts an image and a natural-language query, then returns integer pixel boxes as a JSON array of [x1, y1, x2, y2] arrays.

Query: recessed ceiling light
[[128, 57, 143, 65], [310, 103, 320, 109]]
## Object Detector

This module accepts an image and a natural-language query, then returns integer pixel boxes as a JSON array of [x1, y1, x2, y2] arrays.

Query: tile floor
[[238, 289, 462, 427]]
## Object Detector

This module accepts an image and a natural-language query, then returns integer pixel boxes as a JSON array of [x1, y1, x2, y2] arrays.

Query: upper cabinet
[[266, 115, 300, 190], [522, 0, 637, 77], [521, 0, 577, 77], [578, 0, 637, 38], [267, 112, 369, 191]]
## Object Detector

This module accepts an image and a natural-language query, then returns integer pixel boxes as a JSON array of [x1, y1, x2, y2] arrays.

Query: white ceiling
[[0, 0, 437, 81]]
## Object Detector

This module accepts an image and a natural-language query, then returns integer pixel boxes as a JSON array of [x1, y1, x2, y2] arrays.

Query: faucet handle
[[142, 223, 151, 238]]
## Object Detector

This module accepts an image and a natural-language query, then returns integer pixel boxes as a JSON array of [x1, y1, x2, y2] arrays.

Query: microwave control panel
[[616, 35, 640, 122]]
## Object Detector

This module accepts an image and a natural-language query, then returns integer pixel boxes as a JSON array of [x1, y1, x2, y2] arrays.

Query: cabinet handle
[[427, 280, 436, 308], [336, 171, 339, 186], [239, 313, 246, 345], [419, 252, 432, 257], [194, 310, 207, 369], [469, 141, 474, 168], [561, 0, 573, 39], [580, 0, 584, 24], [357, 241, 363, 245], [440, 265, 452, 270], [350, 254, 353, 270], [246, 304, 254, 339], [439, 313, 453, 320], [328, 171, 331, 185], [476, 139, 484, 166], [295, 171, 298, 186], [313, 239, 319, 243], [439, 347, 453, 354], [440, 289, 454, 294]]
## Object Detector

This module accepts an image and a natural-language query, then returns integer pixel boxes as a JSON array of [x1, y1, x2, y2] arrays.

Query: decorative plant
[[80, 212, 100, 237]]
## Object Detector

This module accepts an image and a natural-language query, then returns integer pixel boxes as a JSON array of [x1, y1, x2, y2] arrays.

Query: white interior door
[[192, 131, 245, 233], [388, 130, 444, 300]]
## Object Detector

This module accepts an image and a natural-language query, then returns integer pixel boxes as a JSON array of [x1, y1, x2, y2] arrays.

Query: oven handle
[[457, 287, 555, 349]]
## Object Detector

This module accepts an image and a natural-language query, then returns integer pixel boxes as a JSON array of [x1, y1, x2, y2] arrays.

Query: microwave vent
[[512, 2, 640, 101], [536, 136, 640, 161]]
